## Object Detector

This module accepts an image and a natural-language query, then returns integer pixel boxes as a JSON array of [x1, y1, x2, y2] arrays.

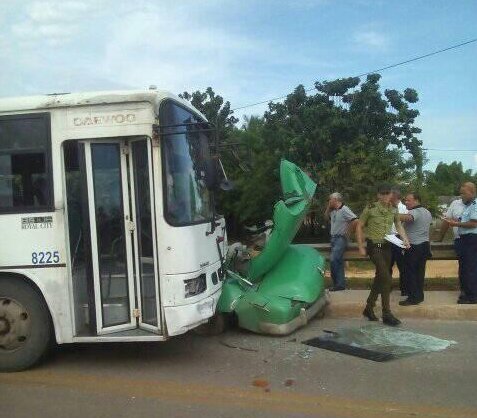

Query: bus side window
[[0, 113, 53, 213]]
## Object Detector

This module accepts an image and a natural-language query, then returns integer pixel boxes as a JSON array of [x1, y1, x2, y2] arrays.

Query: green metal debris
[[218, 159, 326, 335]]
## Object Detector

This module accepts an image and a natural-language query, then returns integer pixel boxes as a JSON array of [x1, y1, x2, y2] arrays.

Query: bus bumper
[[164, 289, 222, 337]]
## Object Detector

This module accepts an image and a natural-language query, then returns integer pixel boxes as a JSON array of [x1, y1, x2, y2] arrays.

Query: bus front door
[[82, 138, 161, 335]]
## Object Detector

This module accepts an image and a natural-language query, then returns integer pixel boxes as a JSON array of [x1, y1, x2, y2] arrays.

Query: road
[[1, 318, 476, 418]]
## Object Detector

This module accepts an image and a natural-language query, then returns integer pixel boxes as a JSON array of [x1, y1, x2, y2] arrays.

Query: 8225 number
[[32, 251, 60, 265]]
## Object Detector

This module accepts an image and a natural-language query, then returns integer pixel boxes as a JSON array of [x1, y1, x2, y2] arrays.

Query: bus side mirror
[[204, 158, 219, 190], [220, 179, 234, 191], [204, 157, 235, 191]]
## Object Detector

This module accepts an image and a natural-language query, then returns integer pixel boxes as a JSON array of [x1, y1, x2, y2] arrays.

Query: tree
[[179, 87, 238, 144], [253, 74, 422, 212], [180, 78, 425, 236], [424, 161, 477, 196], [180, 88, 250, 234]]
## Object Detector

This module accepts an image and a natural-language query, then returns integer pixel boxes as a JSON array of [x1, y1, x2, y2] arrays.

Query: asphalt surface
[[1, 317, 476, 418]]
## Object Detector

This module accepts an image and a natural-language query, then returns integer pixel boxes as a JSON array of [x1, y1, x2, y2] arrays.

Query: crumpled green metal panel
[[233, 245, 325, 333], [257, 244, 325, 304], [217, 159, 326, 334], [280, 159, 316, 202], [247, 160, 317, 282], [235, 293, 297, 334], [216, 276, 244, 313]]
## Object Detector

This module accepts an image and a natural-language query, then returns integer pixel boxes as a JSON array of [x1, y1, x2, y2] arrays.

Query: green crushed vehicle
[[217, 159, 327, 335]]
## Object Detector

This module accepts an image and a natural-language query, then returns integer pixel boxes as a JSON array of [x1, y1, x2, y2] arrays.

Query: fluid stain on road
[[1, 319, 476, 418], [1, 369, 476, 418]]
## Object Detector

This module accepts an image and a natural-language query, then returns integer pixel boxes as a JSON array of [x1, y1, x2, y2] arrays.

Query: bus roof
[[0, 89, 205, 119]]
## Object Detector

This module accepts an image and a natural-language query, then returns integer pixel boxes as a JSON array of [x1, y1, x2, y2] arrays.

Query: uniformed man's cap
[[377, 183, 392, 194]]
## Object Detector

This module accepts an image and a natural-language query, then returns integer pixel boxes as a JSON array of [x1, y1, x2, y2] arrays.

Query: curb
[[324, 290, 477, 321]]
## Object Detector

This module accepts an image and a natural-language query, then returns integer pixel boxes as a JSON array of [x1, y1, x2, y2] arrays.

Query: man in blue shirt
[[443, 182, 477, 304]]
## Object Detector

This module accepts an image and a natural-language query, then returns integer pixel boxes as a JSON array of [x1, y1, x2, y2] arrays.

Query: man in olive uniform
[[356, 184, 411, 326]]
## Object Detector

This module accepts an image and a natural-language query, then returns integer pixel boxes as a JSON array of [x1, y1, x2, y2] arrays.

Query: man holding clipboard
[[356, 184, 411, 326]]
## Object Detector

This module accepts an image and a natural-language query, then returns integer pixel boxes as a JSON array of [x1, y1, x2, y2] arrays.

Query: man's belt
[[366, 239, 389, 248]]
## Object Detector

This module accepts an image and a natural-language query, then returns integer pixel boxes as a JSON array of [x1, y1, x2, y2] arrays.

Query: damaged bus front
[[0, 90, 226, 371]]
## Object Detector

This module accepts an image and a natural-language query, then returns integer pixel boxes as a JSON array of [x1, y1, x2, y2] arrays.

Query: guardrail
[[305, 242, 457, 261]]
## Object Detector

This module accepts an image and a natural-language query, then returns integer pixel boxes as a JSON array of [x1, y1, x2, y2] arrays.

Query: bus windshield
[[160, 101, 213, 226]]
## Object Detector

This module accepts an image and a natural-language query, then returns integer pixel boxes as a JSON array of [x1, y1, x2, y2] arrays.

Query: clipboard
[[384, 234, 405, 248]]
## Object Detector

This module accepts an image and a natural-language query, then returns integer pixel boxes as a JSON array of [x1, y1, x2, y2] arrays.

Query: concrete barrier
[[305, 242, 456, 261], [324, 290, 477, 321]]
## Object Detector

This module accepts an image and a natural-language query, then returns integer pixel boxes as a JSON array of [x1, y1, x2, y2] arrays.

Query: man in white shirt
[[390, 187, 408, 295], [438, 196, 466, 300]]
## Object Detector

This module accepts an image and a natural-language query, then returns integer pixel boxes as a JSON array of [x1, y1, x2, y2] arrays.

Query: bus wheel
[[0, 278, 52, 372]]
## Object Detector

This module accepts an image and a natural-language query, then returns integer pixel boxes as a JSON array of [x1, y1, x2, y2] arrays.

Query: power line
[[232, 37, 477, 112], [424, 148, 477, 152]]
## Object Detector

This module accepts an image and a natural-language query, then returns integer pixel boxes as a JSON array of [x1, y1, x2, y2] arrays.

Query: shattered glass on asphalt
[[315, 324, 457, 357]]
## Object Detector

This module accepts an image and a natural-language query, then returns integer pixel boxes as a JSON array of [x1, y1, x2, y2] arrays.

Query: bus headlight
[[184, 274, 207, 298]]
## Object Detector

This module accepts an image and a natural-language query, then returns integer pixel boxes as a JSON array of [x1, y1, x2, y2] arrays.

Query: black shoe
[[363, 306, 378, 321], [382, 313, 401, 326], [329, 286, 345, 292], [399, 299, 422, 306], [457, 295, 468, 303], [457, 298, 477, 304]]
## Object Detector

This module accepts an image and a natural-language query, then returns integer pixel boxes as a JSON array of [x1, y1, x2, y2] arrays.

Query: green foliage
[[411, 186, 441, 217], [179, 87, 238, 142], [396, 161, 477, 216], [424, 161, 477, 197], [180, 76, 427, 232]]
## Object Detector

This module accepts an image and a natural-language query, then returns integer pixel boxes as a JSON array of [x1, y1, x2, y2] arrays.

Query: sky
[[1, 0, 476, 172]]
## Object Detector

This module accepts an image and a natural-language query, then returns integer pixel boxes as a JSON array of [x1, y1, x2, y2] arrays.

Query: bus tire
[[0, 277, 53, 372]]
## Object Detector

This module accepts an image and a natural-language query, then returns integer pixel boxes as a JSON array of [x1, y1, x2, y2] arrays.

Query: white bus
[[0, 90, 227, 371]]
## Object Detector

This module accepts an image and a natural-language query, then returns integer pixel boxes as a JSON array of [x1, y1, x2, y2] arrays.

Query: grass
[[347, 260, 375, 270]]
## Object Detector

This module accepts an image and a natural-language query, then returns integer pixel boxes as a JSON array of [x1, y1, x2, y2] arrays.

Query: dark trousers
[[460, 234, 477, 301], [330, 235, 347, 289], [366, 242, 393, 314], [403, 242, 430, 302], [454, 238, 463, 293], [390, 243, 406, 294]]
